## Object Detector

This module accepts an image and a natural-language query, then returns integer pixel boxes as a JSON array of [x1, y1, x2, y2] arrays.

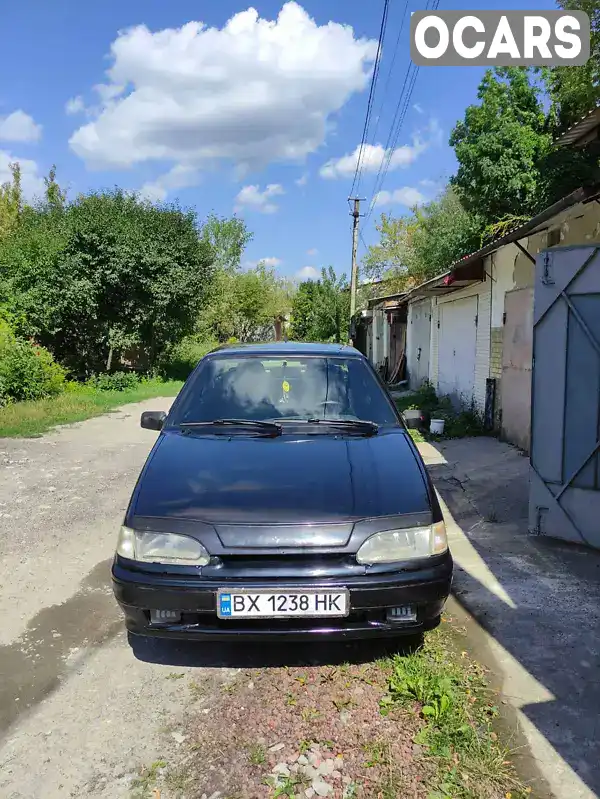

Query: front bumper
[[112, 554, 453, 641]]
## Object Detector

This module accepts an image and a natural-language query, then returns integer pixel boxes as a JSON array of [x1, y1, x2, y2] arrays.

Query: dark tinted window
[[170, 355, 398, 426]]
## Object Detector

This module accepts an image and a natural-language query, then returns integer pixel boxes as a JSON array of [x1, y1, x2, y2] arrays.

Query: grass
[[396, 381, 487, 441], [378, 621, 530, 799], [247, 743, 267, 766], [0, 378, 182, 437], [130, 759, 167, 797]]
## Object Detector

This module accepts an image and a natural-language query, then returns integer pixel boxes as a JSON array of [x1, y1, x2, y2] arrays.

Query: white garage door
[[409, 299, 431, 389], [437, 295, 478, 404]]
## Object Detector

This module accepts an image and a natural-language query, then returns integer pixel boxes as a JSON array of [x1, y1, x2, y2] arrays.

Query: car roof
[[207, 341, 363, 358]]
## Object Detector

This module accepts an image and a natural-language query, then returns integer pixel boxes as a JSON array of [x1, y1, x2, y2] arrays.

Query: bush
[[0, 323, 66, 404], [158, 337, 217, 381], [86, 371, 141, 392]]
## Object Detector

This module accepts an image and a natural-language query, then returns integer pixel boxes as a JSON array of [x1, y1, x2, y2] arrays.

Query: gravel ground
[[0, 398, 235, 798], [0, 399, 431, 799]]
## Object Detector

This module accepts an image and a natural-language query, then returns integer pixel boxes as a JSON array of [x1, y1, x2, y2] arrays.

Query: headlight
[[116, 526, 210, 566], [356, 521, 448, 565]]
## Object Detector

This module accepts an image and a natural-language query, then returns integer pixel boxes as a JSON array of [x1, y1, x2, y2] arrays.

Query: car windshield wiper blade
[[179, 418, 282, 436], [304, 418, 379, 435]]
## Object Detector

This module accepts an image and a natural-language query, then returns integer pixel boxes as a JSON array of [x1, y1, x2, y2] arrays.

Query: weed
[[363, 740, 386, 767], [300, 707, 321, 722], [332, 697, 353, 712], [285, 692, 297, 707], [298, 739, 313, 754], [130, 759, 167, 797], [396, 382, 487, 441], [165, 764, 191, 795], [266, 773, 306, 799], [379, 625, 527, 799], [248, 743, 266, 765], [166, 672, 185, 680], [319, 668, 338, 683], [188, 680, 204, 701]]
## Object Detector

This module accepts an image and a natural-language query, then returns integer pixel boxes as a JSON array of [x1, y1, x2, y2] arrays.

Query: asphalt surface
[[0, 398, 237, 799]]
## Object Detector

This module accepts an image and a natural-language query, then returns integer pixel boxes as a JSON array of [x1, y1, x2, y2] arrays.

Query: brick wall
[[490, 326, 503, 428]]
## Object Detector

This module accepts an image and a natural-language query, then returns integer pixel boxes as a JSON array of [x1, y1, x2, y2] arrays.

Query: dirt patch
[[166, 659, 433, 799]]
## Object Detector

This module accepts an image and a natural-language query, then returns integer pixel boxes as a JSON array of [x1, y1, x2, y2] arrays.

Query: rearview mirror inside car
[[141, 411, 166, 431]]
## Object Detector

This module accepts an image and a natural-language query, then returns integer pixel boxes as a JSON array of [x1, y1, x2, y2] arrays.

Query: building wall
[[491, 201, 600, 439], [416, 200, 600, 437], [406, 298, 431, 388], [501, 286, 534, 452], [429, 276, 491, 412]]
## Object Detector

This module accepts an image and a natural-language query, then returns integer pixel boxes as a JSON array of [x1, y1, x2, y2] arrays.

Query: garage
[[407, 298, 431, 389], [437, 295, 478, 403]]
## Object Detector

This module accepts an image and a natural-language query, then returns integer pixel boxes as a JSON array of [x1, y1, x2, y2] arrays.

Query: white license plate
[[217, 589, 349, 619]]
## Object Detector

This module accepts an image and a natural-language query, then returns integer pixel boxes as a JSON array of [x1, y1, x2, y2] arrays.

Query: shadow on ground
[[129, 632, 423, 669], [425, 437, 600, 798]]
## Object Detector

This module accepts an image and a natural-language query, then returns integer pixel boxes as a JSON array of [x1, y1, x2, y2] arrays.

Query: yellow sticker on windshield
[[282, 380, 290, 393]]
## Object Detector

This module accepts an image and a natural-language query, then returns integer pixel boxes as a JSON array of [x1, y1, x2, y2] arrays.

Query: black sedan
[[112, 342, 452, 641]]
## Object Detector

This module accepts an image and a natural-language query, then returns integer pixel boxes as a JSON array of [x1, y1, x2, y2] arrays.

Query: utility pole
[[348, 196, 364, 345]]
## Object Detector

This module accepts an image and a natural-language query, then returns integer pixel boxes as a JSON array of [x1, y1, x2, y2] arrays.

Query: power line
[[364, 0, 440, 223], [367, 0, 409, 151], [349, 0, 390, 197]]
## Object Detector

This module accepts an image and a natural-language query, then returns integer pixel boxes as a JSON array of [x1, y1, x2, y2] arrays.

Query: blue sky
[[0, 0, 557, 280]]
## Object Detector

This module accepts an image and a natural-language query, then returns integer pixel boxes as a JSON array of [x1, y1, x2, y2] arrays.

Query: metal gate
[[529, 245, 600, 549]]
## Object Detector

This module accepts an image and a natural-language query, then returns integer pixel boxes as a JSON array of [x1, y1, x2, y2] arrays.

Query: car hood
[[130, 428, 432, 527]]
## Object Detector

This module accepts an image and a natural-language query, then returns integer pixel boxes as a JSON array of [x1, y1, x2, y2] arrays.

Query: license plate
[[217, 589, 349, 619]]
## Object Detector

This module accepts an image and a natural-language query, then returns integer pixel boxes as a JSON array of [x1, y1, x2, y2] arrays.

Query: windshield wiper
[[179, 418, 282, 436], [303, 418, 379, 435]]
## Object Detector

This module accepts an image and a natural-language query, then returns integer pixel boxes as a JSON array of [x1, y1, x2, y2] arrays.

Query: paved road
[[0, 399, 237, 798]]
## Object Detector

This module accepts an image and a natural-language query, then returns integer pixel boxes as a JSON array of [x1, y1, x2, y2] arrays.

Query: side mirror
[[141, 411, 166, 431]]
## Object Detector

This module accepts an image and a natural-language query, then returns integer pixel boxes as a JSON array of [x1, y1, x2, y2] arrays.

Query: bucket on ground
[[430, 419, 445, 435]]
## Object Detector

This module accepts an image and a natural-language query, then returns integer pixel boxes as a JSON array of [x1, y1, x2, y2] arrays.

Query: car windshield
[[170, 355, 399, 427]]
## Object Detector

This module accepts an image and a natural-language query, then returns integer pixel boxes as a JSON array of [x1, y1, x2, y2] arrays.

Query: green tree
[[545, 0, 600, 131], [290, 280, 319, 341], [450, 68, 551, 223], [0, 163, 22, 239], [363, 188, 483, 288], [231, 263, 292, 342], [0, 190, 215, 375], [451, 67, 598, 225], [43, 164, 67, 211], [200, 213, 253, 272], [290, 267, 349, 343]]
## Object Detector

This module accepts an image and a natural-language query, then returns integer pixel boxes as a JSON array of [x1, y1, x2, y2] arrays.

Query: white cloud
[[413, 103, 424, 115], [296, 173, 308, 187], [234, 183, 284, 214], [297, 265, 319, 280], [306, 248, 318, 256], [0, 151, 44, 200], [0, 111, 42, 143], [419, 178, 437, 187], [320, 118, 442, 180], [245, 256, 283, 268], [69, 2, 377, 184], [65, 96, 86, 116], [319, 140, 423, 179], [139, 164, 200, 201], [373, 186, 426, 208]]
